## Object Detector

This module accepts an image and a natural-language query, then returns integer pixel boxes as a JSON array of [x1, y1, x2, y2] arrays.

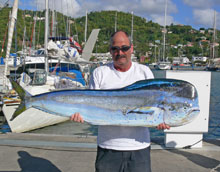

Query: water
[[1, 70, 220, 140], [204, 71, 220, 139]]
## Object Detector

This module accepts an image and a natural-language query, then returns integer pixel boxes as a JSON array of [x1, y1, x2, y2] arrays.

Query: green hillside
[[0, 8, 219, 62]]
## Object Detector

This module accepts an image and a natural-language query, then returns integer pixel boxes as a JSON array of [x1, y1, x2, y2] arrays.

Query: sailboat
[[2, 1, 100, 133], [155, 0, 172, 70], [206, 10, 219, 71]]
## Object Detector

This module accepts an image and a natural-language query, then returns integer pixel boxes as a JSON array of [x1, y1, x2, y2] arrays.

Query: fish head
[[162, 98, 200, 127], [161, 81, 200, 127]]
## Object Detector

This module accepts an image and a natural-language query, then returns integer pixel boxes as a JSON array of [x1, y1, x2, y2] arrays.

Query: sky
[[5, 0, 220, 30]]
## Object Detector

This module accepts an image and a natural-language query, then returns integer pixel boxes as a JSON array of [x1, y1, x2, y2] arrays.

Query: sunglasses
[[110, 45, 131, 52]]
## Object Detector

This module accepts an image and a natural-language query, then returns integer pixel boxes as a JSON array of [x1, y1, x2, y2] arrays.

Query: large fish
[[9, 78, 200, 127]]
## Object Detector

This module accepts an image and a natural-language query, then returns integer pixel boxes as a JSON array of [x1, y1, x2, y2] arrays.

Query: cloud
[[139, 0, 177, 15], [75, 0, 138, 16], [17, 0, 178, 26], [140, 0, 177, 26], [151, 14, 174, 26], [77, 0, 178, 26], [183, 0, 220, 9], [51, 0, 81, 17], [193, 9, 220, 29], [20, 0, 81, 17]]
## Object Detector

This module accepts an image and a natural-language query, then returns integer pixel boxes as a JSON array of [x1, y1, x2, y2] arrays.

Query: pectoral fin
[[127, 106, 159, 115]]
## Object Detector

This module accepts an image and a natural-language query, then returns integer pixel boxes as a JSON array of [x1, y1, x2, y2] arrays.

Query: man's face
[[110, 32, 132, 68]]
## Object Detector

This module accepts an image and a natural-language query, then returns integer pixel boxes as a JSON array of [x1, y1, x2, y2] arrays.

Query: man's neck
[[114, 61, 132, 72]]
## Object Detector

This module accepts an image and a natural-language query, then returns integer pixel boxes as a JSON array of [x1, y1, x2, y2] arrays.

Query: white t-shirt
[[89, 62, 154, 150]]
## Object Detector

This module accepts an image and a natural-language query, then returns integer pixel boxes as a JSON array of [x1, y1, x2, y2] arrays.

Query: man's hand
[[70, 113, 84, 123], [156, 123, 170, 130]]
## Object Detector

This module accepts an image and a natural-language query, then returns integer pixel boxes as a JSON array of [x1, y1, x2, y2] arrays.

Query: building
[[173, 57, 190, 64], [192, 56, 207, 62], [199, 29, 205, 34], [91, 52, 111, 63], [33, 16, 45, 21], [25, 14, 31, 18]]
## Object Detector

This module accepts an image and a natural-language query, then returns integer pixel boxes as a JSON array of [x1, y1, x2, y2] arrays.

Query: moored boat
[[155, 61, 172, 70], [2, 0, 99, 133]]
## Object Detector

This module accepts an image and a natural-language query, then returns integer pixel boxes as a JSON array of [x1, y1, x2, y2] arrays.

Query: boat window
[[36, 63, 45, 69], [16, 66, 23, 74], [51, 63, 58, 67], [69, 64, 80, 70], [32, 69, 46, 85], [36, 49, 45, 56], [61, 63, 68, 68], [29, 64, 36, 68]]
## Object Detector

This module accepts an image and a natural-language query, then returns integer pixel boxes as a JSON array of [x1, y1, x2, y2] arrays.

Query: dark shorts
[[95, 146, 151, 172]]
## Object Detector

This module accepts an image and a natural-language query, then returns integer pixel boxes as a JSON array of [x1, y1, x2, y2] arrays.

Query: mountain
[[0, 8, 219, 62]]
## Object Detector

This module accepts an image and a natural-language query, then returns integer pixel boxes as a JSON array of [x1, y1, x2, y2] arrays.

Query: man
[[71, 30, 170, 172]]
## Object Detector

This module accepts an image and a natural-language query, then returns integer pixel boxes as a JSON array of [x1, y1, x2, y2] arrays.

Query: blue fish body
[[10, 78, 200, 127]]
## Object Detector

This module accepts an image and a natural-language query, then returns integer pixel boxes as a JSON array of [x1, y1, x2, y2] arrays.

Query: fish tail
[[9, 78, 31, 121], [9, 78, 27, 100], [10, 101, 26, 121]]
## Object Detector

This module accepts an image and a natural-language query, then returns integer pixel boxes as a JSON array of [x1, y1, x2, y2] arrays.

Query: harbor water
[[1, 70, 220, 140], [204, 71, 220, 139]]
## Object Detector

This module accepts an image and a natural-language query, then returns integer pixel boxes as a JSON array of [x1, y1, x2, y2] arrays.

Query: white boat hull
[[156, 63, 172, 70], [3, 104, 69, 133]]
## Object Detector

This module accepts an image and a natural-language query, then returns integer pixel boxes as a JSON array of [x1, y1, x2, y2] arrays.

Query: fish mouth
[[188, 107, 200, 115], [184, 107, 200, 123]]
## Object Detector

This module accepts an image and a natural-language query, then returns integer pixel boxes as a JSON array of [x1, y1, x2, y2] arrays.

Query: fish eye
[[184, 102, 192, 107], [168, 105, 176, 111], [161, 101, 165, 105], [184, 103, 191, 109], [184, 102, 191, 107]]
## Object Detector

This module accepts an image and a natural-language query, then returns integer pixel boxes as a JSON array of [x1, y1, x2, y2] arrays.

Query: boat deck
[[0, 133, 219, 172]]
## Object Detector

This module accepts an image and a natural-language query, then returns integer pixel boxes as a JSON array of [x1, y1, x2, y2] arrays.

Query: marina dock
[[0, 133, 219, 172]]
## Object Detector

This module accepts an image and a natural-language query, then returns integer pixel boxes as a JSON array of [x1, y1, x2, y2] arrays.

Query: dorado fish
[[9, 78, 200, 127]]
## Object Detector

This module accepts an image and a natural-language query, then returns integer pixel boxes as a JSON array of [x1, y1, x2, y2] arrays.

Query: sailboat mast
[[33, 13, 36, 50], [44, 0, 49, 75], [22, 26, 26, 55], [3, 0, 18, 91], [131, 11, 134, 44], [162, 0, 167, 62], [212, 10, 216, 59], [115, 11, 117, 32], [85, 10, 88, 43], [52, 9, 56, 37]]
